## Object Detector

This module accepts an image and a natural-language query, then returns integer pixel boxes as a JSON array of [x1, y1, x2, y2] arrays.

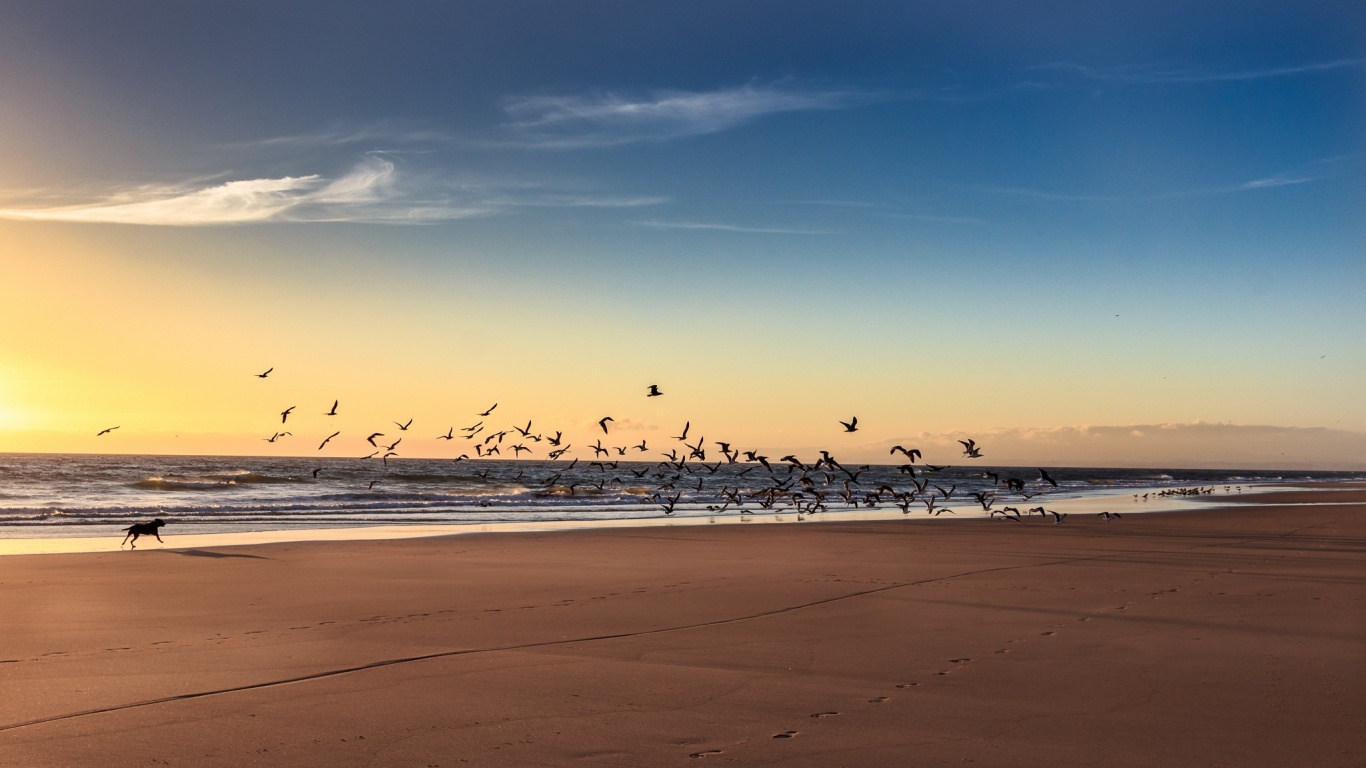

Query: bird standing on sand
[[839, 416, 858, 433], [647, 384, 663, 397], [97, 426, 120, 436], [280, 407, 295, 424]]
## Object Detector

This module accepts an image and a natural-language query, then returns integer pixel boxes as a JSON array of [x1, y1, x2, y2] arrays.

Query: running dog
[[121, 519, 166, 549]]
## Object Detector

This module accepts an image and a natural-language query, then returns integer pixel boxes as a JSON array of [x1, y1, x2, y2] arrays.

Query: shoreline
[[0, 482, 1251, 556]]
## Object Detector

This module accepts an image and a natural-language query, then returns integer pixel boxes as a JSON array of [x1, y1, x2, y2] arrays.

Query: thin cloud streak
[[634, 219, 836, 235], [1031, 58, 1365, 85], [502, 83, 881, 148]]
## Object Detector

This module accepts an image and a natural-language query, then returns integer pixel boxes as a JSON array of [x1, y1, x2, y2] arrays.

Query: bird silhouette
[[256, 367, 273, 378], [647, 384, 663, 397], [365, 432, 384, 447], [394, 418, 412, 431], [318, 431, 340, 450], [958, 439, 983, 459], [280, 407, 295, 424], [478, 403, 498, 417], [96, 426, 120, 436], [1038, 468, 1058, 487], [325, 400, 338, 416], [437, 427, 454, 440], [598, 416, 614, 434], [839, 416, 858, 432], [673, 421, 690, 441]]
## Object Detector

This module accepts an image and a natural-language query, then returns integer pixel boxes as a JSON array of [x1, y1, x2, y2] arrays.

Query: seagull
[[255, 367, 273, 379], [96, 426, 120, 436], [1098, 511, 1122, 522], [366, 432, 384, 447], [647, 384, 663, 397], [386, 437, 402, 451], [598, 416, 614, 434], [325, 400, 339, 416], [839, 416, 858, 433], [478, 403, 498, 417], [394, 418, 412, 431], [890, 445, 921, 462], [673, 421, 690, 441], [312, 468, 322, 479], [264, 431, 291, 443], [367, 480, 379, 490], [437, 427, 454, 440], [318, 431, 340, 450], [958, 439, 983, 459], [280, 406, 295, 424], [1038, 468, 1058, 488]]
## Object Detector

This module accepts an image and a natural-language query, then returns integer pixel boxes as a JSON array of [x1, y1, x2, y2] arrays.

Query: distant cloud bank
[[859, 423, 1366, 470]]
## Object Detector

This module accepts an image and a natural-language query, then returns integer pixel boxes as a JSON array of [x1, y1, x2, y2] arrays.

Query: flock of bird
[[94, 366, 1127, 524]]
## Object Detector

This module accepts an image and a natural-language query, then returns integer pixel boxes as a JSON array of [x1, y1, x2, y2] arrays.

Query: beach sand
[[1, 499, 1362, 766]]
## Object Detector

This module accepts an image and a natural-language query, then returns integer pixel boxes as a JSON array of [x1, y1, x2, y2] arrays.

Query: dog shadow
[[163, 548, 270, 560]]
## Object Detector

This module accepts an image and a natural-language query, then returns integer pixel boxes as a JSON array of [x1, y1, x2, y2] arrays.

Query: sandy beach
[[2, 495, 1362, 767]]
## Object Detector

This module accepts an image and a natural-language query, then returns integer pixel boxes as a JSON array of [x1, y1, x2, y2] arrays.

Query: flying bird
[[394, 418, 412, 431], [1038, 468, 1058, 488], [646, 384, 663, 397], [256, 367, 273, 378], [673, 421, 690, 441], [366, 432, 384, 447], [96, 426, 120, 436], [264, 431, 291, 443], [280, 406, 295, 424], [598, 416, 614, 434], [839, 416, 858, 433], [478, 403, 498, 417], [958, 439, 983, 459], [318, 431, 340, 450], [437, 427, 454, 440]]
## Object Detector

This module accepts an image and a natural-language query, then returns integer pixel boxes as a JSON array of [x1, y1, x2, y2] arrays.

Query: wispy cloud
[[0, 156, 666, 226], [502, 83, 880, 148], [633, 219, 835, 235], [1030, 58, 1365, 85]]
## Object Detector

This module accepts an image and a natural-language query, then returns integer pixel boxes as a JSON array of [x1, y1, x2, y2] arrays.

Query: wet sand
[[1, 499, 1362, 767]]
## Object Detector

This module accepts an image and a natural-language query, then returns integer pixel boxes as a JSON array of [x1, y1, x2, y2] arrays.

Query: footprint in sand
[[811, 711, 840, 718], [895, 683, 919, 688], [773, 731, 798, 739], [950, 658, 971, 664], [1041, 631, 1055, 636], [869, 696, 889, 703], [689, 749, 723, 758]]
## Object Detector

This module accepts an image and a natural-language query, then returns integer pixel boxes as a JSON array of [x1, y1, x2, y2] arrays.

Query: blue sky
[[0, 1, 1362, 466]]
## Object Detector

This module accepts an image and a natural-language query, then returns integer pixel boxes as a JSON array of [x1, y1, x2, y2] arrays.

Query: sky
[[0, 1, 1362, 468]]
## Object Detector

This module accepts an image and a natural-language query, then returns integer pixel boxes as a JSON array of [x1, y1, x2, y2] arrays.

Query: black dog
[[121, 519, 166, 549]]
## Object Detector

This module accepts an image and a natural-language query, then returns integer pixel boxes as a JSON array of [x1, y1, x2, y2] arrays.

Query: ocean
[[1, 453, 1360, 540]]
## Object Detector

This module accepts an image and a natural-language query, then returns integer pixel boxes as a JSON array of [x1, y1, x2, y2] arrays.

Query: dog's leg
[[129, 533, 138, 550], [153, 532, 163, 543]]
